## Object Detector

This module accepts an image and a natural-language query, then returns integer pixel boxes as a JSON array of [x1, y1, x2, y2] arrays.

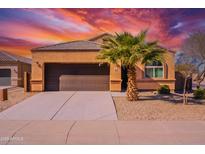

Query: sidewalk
[[1, 120, 205, 144]]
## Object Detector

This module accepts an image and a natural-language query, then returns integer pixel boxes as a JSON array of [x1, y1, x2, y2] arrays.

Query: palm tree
[[97, 30, 165, 101]]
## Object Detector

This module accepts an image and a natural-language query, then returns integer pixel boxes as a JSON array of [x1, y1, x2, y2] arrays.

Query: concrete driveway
[[0, 91, 117, 120]]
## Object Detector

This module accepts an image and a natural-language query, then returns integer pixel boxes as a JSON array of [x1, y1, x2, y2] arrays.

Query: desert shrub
[[193, 88, 205, 99], [158, 85, 170, 94]]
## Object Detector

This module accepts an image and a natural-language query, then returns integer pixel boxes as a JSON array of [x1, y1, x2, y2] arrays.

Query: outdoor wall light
[[36, 61, 42, 68], [114, 66, 118, 72], [14, 69, 17, 74]]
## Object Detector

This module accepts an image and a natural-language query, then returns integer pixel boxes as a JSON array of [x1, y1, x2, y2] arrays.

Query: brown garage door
[[45, 63, 109, 91]]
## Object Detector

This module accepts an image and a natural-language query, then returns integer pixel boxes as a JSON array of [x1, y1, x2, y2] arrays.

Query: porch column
[[110, 63, 121, 91]]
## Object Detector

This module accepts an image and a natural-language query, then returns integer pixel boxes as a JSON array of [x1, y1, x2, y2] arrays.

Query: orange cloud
[[1, 8, 203, 57]]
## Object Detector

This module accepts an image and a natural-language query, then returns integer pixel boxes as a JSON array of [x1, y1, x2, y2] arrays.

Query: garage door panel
[[59, 75, 109, 91], [0, 69, 11, 86], [60, 84, 109, 91]]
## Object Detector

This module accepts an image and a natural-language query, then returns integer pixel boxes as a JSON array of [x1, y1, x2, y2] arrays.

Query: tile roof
[[32, 33, 113, 52], [32, 40, 102, 51], [0, 50, 32, 64], [88, 33, 112, 41], [31, 33, 175, 54]]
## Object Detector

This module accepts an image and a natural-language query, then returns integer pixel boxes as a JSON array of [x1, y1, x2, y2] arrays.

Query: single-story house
[[31, 33, 175, 92], [0, 50, 32, 87]]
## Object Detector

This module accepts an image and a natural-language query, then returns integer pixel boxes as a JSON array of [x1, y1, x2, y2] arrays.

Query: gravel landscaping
[[113, 92, 205, 120], [0, 87, 37, 112]]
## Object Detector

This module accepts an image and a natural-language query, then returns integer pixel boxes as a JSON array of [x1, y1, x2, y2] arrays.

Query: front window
[[145, 61, 163, 78]]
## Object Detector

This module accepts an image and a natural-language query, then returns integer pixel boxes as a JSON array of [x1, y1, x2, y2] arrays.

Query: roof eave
[[88, 33, 113, 41], [31, 49, 101, 52]]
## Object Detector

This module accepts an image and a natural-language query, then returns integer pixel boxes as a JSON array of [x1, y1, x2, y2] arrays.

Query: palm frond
[[98, 29, 165, 68], [141, 48, 165, 64], [136, 29, 148, 43]]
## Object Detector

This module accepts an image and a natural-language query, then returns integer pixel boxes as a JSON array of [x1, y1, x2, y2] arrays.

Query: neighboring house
[[31, 33, 175, 92], [0, 50, 32, 87], [192, 73, 205, 90]]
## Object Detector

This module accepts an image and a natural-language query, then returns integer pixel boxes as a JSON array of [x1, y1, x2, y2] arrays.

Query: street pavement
[[0, 120, 205, 145]]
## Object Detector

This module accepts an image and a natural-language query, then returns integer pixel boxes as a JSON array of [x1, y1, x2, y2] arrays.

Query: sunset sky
[[0, 8, 205, 57]]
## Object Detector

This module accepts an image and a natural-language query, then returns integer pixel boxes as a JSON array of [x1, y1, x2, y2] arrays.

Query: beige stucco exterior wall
[[31, 50, 121, 92], [31, 49, 175, 92], [135, 51, 175, 90]]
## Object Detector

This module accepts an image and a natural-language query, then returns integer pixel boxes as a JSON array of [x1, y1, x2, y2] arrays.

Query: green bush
[[158, 85, 170, 94], [193, 88, 205, 99]]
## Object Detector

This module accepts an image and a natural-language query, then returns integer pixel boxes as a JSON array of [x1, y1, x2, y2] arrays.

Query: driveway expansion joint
[[50, 92, 76, 120], [6, 121, 31, 145], [65, 121, 77, 144], [109, 92, 118, 118]]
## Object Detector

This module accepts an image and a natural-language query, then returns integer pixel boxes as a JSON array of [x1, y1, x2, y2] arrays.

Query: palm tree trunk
[[126, 66, 138, 101]]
